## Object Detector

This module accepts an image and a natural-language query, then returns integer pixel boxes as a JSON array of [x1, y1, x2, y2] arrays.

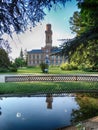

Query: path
[[0, 74, 98, 83]]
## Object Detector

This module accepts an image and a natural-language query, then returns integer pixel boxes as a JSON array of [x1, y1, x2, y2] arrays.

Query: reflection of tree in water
[[71, 93, 98, 124], [0, 98, 3, 116]]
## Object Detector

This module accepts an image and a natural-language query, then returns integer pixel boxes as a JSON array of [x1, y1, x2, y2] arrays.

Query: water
[[0, 93, 98, 130]]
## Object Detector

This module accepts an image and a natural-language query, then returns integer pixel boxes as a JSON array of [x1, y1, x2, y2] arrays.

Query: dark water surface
[[0, 93, 98, 130]]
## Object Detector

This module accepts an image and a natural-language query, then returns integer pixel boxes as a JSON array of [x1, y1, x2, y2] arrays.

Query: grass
[[0, 82, 98, 95], [4, 66, 97, 74], [2, 66, 98, 74], [0, 66, 97, 95]]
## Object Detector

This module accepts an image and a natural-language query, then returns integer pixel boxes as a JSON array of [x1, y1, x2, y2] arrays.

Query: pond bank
[[57, 116, 98, 130]]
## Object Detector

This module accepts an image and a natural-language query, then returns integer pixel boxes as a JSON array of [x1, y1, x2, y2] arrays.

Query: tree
[[0, 38, 11, 53], [0, 48, 10, 70], [69, 11, 84, 36], [14, 48, 27, 67], [60, 0, 98, 70], [0, 0, 69, 36], [20, 48, 24, 59], [14, 57, 26, 67], [67, 0, 98, 45]]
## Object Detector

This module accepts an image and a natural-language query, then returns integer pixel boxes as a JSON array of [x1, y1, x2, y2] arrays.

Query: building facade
[[27, 24, 64, 66]]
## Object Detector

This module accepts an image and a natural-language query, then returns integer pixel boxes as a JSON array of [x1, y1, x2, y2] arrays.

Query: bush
[[0, 67, 9, 72], [9, 67, 17, 72], [60, 62, 78, 70], [78, 63, 94, 71], [40, 62, 49, 73], [9, 63, 17, 72]]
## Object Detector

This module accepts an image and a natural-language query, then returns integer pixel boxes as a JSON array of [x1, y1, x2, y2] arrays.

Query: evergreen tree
[[60, 0, 98, 70], [0, 48, 10, 70], [14, 48, 27, 67], [20, 48, 24, 59]]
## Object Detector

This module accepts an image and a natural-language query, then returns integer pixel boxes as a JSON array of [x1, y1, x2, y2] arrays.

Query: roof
[[27, 48, 61, 55], [27, 49, 43, 54], [51, 48, 61, 55]]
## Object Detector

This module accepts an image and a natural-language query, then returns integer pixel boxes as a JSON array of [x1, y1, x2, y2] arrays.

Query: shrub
[[40, 62, 49, 73], [0, 67, 9, 72], [78, 63, 94, 71], [9, 67, 17, 72], [9, 63, 17, 72], [60, 62, 78, 70]]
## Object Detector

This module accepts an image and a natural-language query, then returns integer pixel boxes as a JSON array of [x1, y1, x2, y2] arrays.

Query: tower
[[45, 24, 52, 48]]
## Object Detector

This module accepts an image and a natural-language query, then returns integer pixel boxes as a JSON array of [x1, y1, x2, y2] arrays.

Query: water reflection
[[0, 107, 1, 116], [0, 97, 2, 116], [71, 93, 98, 124], [0, 93, 98, 130], [0, 93, 78, 130], [16, 112, 22, 118], [46, 94, 53, 109]]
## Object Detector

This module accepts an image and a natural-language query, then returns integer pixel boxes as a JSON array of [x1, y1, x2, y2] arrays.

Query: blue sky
[[44, 0, 78, 35], [4, 0, 79, 59]]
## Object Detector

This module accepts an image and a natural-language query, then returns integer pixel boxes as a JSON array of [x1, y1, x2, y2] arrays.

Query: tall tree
[[0, 48, 10, 69], [69, 11, 84, 36], [20, 48, 24, 59], [0, 38, 11, 53], [60, 0, 98, 70]]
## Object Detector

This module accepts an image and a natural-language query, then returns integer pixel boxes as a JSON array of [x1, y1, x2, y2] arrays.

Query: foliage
[[20, 48, 24, 59], [14, 49, 27, 68], [9, 62, 17, 72], [70, 40, 98, 71], [60, 0, 98, 71], [0, 68, 9, 72], [0, 0, 69, 36], [71, 94, 98, 123], [69, 11, 84, 36], [60, 62, 78, 70], [14, 57, 26, 67], [40, 62, 49, 73], [0, 48, 10, 70], [0, 38, 11, 53]]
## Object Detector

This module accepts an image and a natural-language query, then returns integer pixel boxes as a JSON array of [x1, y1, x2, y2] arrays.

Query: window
[[56, 60, 58, 64], [51, 56, 54, 60], [37, 54, 39, 59], [33, 55, 35, 59], [56, 55, 58, 59]]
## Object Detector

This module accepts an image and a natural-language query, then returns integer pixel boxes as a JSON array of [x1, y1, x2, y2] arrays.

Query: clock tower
[[45, 24, 52, 48]]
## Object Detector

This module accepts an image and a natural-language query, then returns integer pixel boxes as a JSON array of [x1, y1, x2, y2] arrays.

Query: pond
[[0, 93, 98, 130]]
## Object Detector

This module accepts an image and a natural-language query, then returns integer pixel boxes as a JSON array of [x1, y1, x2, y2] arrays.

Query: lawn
[[0, 82, 98, 95], [0, 66, 97, 74], [0, 66, 97, 95], [16, 66, 98, 74]]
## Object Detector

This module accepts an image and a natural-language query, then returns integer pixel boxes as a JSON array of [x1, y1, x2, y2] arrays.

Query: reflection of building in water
[[46, 94, 53, 109]]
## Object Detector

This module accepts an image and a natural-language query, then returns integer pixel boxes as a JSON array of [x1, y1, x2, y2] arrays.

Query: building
[[27, 24, 64, 66]]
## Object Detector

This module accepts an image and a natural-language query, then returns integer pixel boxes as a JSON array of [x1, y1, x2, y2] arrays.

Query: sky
[[3, 0, 79, 59]]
